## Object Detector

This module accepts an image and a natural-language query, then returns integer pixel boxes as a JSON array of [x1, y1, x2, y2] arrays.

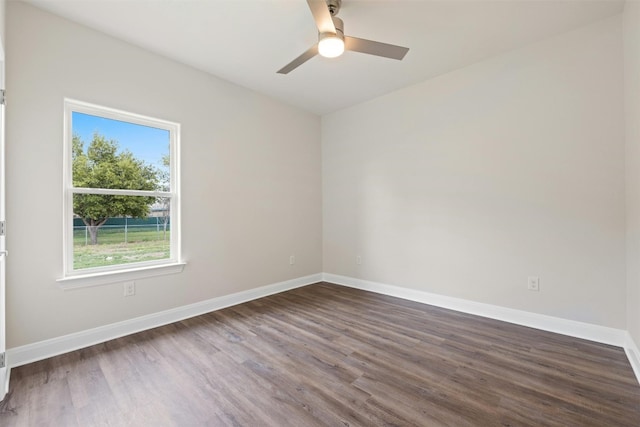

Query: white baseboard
[[0, 368, 9, 402], [7, 273, 322, 368], [624, 332, 640, 383], [322, 273, 627, 347], [6, 272, 639, 387]]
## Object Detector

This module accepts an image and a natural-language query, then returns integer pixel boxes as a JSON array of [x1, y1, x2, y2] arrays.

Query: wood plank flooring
[[0, 282, 639, 426]]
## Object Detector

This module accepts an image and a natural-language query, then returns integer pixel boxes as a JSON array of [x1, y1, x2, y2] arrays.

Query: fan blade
[[307, 0, 336, 34], [277, 44, 319, 74], [344, 36, 409, 60]]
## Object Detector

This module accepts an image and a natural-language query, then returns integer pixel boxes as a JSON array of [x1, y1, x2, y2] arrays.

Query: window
[[60, 99, 182, 287]]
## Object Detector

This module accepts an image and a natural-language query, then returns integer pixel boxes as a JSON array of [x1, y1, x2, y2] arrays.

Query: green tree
[[73, 133, 158, 245]]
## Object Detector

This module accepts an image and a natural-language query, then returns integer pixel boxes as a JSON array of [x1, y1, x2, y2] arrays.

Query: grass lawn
[[73, 227, 170, 269]]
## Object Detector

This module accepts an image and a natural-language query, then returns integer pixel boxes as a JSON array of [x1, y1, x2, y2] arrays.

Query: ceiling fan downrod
[[327, 0, 342, 16]]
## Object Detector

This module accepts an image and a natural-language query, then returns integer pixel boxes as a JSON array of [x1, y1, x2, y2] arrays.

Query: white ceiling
[[24, 0, 624, 115]]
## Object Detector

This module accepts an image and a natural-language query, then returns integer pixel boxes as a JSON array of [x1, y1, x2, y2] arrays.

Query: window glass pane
[[73, 194, 171, 270], [72, 112, 170, 189]]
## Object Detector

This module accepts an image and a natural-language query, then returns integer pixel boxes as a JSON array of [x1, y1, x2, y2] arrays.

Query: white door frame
[[0, 26, 7, 400]]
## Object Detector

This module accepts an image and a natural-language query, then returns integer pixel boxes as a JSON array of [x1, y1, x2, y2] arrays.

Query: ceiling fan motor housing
[[322, 16, 344, 39]]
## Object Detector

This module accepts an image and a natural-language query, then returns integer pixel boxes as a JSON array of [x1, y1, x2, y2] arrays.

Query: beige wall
[[323, 16, 626, 328], [5, 1, 634, 350], [625, 1, 640, 346], [5, 2, 322, 348], [0, 0, 4, 55]]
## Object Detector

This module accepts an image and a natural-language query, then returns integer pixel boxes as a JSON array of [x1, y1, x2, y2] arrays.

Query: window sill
[[57, 262, 186, 290]]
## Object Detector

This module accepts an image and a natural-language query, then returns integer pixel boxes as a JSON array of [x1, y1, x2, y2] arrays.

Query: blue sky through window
[[72, 112, 169, 172]]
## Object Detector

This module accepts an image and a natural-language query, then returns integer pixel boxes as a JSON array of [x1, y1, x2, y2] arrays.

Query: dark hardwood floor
[[0, 282, 639, 426]]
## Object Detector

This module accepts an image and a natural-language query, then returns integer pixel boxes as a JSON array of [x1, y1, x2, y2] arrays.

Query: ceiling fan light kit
[[318, 14, 344, 58], [318, 33, 344, 58], [277, 0, 409, 74]]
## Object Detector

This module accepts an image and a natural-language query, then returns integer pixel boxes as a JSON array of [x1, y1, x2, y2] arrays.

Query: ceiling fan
[[277, 0, 409, 74]]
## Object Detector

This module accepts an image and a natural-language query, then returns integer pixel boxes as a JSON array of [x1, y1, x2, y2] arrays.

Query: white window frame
[[57, 99, 184, 289]]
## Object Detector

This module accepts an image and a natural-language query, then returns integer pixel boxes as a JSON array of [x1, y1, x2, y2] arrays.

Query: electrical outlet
[[289, 255, 295, 265], [124, 281, 135, 296], [356, 255, 362, 265], [527, 276, 540, 292]]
